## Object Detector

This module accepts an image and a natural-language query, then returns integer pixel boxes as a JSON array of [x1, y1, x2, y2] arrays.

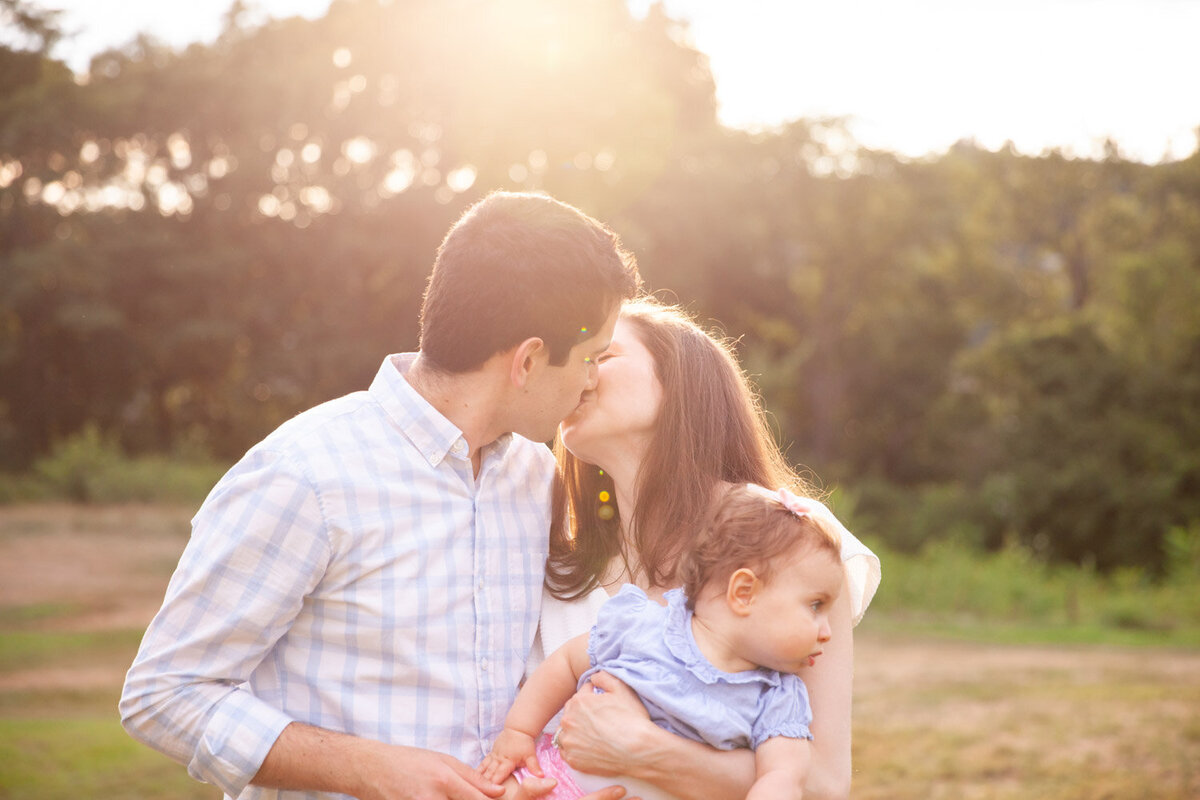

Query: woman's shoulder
[[823, 510, 882, 627]]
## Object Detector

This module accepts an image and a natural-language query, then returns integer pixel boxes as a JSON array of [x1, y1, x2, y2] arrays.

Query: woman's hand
[[554, 671, 655, 776], [553, 671, 756, 800]]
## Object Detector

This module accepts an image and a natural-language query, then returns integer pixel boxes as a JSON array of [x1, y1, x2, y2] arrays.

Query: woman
[[527, 298, 880, 800]]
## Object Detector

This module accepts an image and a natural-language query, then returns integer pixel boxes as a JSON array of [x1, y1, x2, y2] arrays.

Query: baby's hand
[[478, 728, 540, 784]]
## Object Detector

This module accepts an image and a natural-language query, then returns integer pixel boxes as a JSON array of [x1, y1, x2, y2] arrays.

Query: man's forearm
[[120, 665, 295, 796], [252, 722, 368, 796], [254, 721, 504, 800]]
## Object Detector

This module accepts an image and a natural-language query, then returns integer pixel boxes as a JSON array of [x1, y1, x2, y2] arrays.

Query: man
[[121, 191, 641, 800]]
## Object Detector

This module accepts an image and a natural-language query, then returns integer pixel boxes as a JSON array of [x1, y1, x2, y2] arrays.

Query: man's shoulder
[[240, 390, 378, 470]]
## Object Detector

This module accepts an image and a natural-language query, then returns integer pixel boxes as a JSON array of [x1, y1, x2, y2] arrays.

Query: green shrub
[[0, 426, 226, 505], [864, 533, 1200, 642], [0, 472, 53, 504], [31, 425, 119, 502], [1165, 522, 1200, 585]]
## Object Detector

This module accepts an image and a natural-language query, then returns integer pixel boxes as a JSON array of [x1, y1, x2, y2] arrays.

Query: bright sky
[[11, 0, 1200, 163]]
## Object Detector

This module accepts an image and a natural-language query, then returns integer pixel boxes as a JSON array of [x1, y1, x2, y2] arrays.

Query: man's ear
[[726, 568, 759, 617], [509, 337, 546, 389]]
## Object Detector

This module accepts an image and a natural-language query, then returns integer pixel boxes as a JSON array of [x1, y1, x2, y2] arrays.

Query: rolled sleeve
[[120, 446, 330, 794], [189, 688, 296, 796]]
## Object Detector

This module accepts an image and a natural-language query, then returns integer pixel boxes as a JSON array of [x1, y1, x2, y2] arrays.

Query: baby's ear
[[726, 568, 758, 615]]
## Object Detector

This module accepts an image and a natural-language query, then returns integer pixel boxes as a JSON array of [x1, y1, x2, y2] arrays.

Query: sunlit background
[[1, 0, 1198, 573], [2, 3, 1199, 797], [15, 0, 1200, 163]]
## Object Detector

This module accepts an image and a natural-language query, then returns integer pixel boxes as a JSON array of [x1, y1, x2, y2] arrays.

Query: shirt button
[[480, 658, 490, 672], [452, 440, 465, 454]]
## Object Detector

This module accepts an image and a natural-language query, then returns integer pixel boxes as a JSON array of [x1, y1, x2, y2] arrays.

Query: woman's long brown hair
[[546, 298, 815, 600]]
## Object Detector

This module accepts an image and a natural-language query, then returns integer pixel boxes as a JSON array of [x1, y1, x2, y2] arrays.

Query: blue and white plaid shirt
[[120, 353, 555, 799]]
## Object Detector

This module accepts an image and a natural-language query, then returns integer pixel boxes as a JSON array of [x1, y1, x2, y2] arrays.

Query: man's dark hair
[[418, 191, 641, 373]]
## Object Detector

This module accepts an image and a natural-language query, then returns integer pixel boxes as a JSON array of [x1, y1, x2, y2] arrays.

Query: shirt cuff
[[187, 686, 295, 797]]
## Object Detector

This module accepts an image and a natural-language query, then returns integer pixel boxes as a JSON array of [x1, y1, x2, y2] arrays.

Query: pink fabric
[[514, 734, 586, 800], [774, 486, 821, 518]]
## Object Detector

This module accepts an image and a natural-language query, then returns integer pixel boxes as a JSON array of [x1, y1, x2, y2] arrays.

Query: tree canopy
[[3, 0, 1198, 572]]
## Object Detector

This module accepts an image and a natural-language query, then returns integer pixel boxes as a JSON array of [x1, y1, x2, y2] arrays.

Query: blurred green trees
[[1, 0, 1197, 572]]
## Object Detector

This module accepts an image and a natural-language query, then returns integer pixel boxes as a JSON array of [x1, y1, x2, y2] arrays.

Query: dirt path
[[852, 629, 1200, 798], [3, 503, 1198, 797], [0, 504, 194, 691], [1, 503, 194, 632]]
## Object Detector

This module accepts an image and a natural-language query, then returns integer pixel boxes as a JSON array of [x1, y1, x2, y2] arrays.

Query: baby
[[480, 483, 846, 800]]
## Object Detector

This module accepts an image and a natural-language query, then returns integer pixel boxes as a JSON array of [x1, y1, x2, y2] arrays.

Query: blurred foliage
[[16, 425, 225, 504], [1, 0, 1198, 573], [863, 530, 1200, 644]]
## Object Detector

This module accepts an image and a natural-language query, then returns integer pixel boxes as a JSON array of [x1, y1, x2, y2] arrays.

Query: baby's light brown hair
[[679, 484, 842, 611]]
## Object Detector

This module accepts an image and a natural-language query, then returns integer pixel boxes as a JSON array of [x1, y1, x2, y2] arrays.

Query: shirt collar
[[662, 588, 781, 688], [369, 353, 513, 467]]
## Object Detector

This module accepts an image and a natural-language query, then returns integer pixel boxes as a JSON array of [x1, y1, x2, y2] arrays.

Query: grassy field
[[0, 504, 217, 799], [1, 503, 1197, 799]]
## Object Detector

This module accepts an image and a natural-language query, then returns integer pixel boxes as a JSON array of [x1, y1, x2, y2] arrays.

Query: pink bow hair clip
[[745, 483, 821, 519], [775, 487, 822, 519]]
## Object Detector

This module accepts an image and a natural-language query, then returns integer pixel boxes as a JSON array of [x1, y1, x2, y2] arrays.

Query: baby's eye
[[810, 601, 823, 612], [596, 352, 614, 364]]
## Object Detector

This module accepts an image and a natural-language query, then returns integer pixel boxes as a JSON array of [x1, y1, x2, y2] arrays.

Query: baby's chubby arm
[[745, 736, 811, 800], [478, 633, 593, 784]]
